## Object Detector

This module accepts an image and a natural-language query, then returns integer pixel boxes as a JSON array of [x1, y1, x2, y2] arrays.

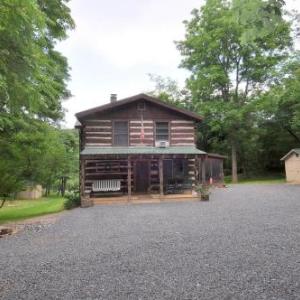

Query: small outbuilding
[[17, 185, 43, 200], [280, 149, 300, 184]]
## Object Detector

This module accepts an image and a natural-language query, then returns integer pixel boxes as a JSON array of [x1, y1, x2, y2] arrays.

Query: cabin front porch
[[80, 147, 207, 206]]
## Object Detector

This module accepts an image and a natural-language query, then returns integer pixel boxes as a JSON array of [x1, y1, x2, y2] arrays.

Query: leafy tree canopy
[[176, 0, 296, 181], [257, 54, 300, 143], [0, 119, 78, 197], [0, 0, 74, 123], [0, 0, 76, 199]]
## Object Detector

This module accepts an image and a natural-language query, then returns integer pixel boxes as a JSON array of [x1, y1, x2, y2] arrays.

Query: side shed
[[280, 149, 300, 184], [199, 153, 226, 184]]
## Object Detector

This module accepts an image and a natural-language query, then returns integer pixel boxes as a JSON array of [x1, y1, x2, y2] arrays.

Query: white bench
[[92, 179, 121, 192]]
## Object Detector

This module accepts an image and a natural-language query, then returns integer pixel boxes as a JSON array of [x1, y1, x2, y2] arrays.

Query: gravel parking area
[[1, 184, 300, 299]]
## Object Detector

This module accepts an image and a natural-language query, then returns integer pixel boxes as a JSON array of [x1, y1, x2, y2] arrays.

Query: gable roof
[[74, 120, 81, 128], [280, 149, 300, 161], [75, 93, 203, 121]]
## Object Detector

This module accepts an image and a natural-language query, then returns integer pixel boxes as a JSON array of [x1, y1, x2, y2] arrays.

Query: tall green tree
[[177, 0, 293, 182], [0, 0, 74, 199]]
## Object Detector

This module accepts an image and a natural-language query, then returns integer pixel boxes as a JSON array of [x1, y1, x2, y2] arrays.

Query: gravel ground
[[0, 184, 300, 300]]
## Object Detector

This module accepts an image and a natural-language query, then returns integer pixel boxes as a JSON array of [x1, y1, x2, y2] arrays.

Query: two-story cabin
[[76, 93, 210, 206]]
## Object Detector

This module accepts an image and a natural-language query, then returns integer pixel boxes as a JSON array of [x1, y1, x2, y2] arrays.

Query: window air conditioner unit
[[155, 140, 169, 148]]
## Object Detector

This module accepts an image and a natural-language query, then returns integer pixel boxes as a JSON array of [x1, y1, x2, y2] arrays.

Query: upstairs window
[[155, 122, 169, 141], [113, 121, 128, 146]]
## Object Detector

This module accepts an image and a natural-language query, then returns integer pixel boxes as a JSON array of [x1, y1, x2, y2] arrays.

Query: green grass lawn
[[224, 175, 285, 185], [0, 196, 66, 224]]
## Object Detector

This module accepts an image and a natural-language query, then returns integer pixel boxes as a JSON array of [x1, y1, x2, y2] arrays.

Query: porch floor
[[91, 193, 198, 205]]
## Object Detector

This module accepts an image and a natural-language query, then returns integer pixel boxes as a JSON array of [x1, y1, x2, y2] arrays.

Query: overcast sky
[[57, 0, 299, 128]]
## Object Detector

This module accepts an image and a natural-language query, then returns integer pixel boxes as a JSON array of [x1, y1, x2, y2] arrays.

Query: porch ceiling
[[81, 146, 206, 156]]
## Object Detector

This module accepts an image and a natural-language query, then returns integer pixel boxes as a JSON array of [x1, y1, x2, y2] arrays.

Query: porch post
[[128, 156, 132, 202], [201, 155, 207, 184], [220, 159, 224, 183], [80, 157, 93, 207], [159, 157, 163, 197], [80, 157, 85, 199]]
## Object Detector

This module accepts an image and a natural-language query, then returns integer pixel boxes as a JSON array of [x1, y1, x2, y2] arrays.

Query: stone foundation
[[81, 196, 94, 208]]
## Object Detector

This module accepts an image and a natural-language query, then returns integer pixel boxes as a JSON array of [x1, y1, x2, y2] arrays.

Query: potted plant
[[195, 184, 210, 201]]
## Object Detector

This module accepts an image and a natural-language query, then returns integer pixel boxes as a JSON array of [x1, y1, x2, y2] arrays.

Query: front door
[[163, 159, 173, 184], [135, 161, 149, 193]]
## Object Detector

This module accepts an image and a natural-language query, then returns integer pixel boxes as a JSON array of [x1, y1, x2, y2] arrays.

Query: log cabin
[[75, 93, 222, 206]]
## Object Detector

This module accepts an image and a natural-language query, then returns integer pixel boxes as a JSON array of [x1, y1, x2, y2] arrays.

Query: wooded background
[[0, 0, 299, 199], [150, 0, 300, 182]]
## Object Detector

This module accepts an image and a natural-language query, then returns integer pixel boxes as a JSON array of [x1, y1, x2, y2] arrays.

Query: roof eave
[[74, 119, 82, 129], [207, 153, 227, 159]]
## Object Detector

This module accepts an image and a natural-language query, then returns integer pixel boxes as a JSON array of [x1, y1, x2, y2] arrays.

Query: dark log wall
[[84, 120, 112, 147], [149, 159, 159, 191], [83, 158, 132, 194], [80, 100, 197, 148], [129, 120, 154, 146], [170, 120, 195, 146], [187, 157, 196, 187]]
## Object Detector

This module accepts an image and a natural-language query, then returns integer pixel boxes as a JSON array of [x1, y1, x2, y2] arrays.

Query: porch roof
[[81, 146, 206, 156]]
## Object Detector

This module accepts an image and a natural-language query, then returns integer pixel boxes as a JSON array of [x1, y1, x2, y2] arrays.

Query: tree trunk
[[60, 177, 67, 197], [242, 161, 247, 178], [0, 199, 6, 209], [45, 186, 50, 197], [284, 126, 300, 143], [62, 177, 67, 197], [231, 143, 238, 183]]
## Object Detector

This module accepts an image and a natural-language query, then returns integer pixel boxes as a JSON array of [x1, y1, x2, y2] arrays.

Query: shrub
[[195, 184, 210, 197], [64, 190, 80, 210], [67, 178, 79, 192]]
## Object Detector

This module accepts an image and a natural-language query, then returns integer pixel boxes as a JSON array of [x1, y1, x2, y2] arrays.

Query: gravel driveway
[[1, 184, 300, 299]]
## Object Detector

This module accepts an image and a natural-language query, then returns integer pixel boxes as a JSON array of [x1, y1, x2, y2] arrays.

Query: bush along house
[[75, 93, 224, 206]]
